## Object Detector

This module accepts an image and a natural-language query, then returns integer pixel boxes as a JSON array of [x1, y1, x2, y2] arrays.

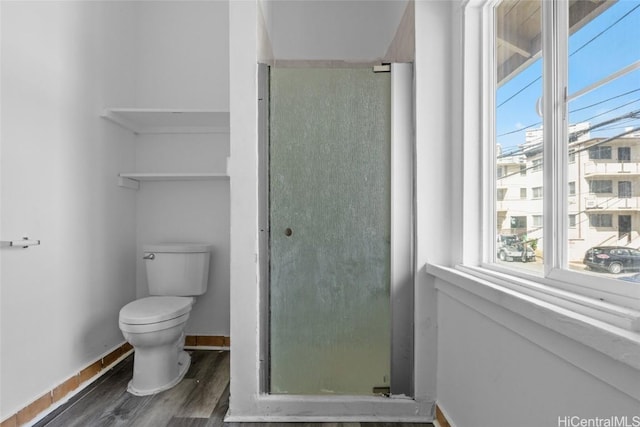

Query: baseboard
[[1, 335, 230, 427], [184, 335, 231, 349], [0, 342, 133, 427], [434, 404, 453, 427]]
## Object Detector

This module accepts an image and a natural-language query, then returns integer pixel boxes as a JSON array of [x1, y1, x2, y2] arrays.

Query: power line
[[570, 87, 640, 113], [577, 97, 640, 124], [497, 108, 640, 159], [497, 90, 640, 138], [497, 76, 541, 109], [591, 119, 640, 133], [497, 120, 541, 138], [496, 126, 640, 182], [569, 3, 640, 57]]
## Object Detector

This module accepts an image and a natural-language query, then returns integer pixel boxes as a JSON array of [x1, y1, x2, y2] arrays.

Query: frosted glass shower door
[[269, 68, 391, 395]]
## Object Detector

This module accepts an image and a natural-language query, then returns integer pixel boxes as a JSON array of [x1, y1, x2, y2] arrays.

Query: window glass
[[532, 186, 542, 198], [589, 180, 612, 194], [619, 181, 632, 198], [495, 0, 542, 272], [494, 0, 640, 281], [588, 146, 612, 160], [589, 214, 613, 228], [532, 215, 542, 227], [567, 1, 640, 278]]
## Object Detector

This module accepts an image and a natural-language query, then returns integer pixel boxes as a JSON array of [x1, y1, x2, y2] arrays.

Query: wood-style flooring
[[35, 350, 434, 427]]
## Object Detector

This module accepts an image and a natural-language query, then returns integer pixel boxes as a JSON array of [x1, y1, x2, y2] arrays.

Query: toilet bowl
[[119, 296, 195, 395], [118, 242, 212, 396]]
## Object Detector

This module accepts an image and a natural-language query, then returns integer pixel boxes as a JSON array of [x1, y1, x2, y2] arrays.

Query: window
[[531, 159, 542, 172], [520, 188, 527, 199], [532, 215, 543, 228], [588, 146, 612, 160], [618, 147, 631, 162], [438, 0, 640, 376], [589, 180, 612, 194], [619, 181, 632, 198], [494, 0, 543, 274], [532, 187, 542, 199], [510, 216, 527, 230], [520, 164, 527, 175], [497, 166, 504, 178], [490, 0, 640, 293], [589, 214, 613, 228]]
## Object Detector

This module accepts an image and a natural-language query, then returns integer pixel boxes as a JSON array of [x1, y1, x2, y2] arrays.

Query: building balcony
[[583, 161, 640, 177], [583, 196, 640, 212]]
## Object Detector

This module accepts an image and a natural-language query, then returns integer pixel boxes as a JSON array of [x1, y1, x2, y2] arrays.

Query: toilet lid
[[119, 296, 193, 325]]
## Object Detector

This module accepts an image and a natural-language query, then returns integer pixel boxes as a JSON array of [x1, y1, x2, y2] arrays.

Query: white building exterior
[[498, 125, 640, 261]]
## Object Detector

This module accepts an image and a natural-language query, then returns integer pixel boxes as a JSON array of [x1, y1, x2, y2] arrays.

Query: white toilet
[[119, 243, 212, 396]]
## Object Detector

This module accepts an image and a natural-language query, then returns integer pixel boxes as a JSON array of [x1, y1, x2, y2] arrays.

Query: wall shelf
[[118, 172, 229, 189], [102, 108, 230, 134]]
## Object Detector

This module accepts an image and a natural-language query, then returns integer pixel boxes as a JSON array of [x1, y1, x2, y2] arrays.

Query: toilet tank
[[143, 243, 212, 296]]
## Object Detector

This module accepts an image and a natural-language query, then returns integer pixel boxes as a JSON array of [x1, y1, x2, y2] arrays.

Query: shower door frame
[[258, 62, 417, 404]]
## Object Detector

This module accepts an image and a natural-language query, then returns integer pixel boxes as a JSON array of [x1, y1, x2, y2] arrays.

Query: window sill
[[426, 263, 640, 372]]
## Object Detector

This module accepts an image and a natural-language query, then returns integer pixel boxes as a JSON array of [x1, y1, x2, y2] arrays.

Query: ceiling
[[259, 0, 614, 74], [261, 0, 410, 62]]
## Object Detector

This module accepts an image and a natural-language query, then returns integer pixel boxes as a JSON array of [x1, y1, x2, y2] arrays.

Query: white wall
[[228, 0, 260, 417], [131, 1, 230, 336], [413, 0, 453, 406], [133, 1, 229, 111], [134, 134, 230, 336], [436, 287, 640, 427], [0, 1, 137, 418]]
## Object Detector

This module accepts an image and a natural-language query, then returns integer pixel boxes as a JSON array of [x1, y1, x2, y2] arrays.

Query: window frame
[[472, 0, 639, 313]]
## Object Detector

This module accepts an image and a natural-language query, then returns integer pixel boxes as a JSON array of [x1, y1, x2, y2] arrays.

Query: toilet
[[119, 243, 212, 396]]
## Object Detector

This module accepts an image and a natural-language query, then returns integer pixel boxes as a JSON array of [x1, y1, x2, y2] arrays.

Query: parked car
[[583, 246, 640, 274], [497, 235, 536, 262], [497, 234, 520, 248]]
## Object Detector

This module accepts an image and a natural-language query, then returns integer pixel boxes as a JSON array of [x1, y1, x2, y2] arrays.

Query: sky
[[496, 0, 640, 155]]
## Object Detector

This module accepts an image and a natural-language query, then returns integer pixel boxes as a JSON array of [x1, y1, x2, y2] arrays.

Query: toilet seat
[[119, 296, 194, 333]]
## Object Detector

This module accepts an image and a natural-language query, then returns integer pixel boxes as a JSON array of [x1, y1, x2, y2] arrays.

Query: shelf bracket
[[118, 176, 140, 190]]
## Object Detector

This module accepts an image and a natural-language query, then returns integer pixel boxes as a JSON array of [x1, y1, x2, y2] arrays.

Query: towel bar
[[0, 237, 41, 248]]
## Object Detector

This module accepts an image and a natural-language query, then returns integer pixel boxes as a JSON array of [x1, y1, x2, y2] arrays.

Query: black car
[[583, 246, 640, 274]]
